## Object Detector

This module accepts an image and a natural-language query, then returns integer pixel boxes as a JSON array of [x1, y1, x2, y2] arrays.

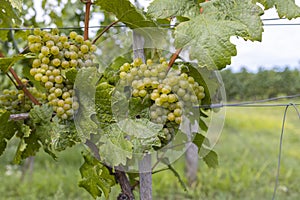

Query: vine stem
[[167, 48, 182, 72], [92, 20, 120, 44], [83, 0, 92, 40], [0, 52, 40, 105]]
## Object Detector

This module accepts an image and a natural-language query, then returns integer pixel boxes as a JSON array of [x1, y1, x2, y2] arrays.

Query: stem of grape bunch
[[0, 51, 40, 105]]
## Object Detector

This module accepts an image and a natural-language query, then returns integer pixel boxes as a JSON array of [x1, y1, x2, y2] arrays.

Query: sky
[[137, 0, 300, 72]]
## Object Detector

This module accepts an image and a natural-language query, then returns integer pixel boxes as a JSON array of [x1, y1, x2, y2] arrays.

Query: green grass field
[[1, 101, 299, 200]]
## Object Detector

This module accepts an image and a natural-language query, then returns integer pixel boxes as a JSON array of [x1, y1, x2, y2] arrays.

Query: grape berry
[[119, 58, 205, 142], [27, 29, 97, 119]]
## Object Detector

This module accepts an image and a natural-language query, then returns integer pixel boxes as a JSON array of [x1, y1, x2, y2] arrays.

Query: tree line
[[220, 66, 300, 101]]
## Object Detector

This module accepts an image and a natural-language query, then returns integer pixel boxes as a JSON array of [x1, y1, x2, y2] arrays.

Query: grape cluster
[[27, 29, 97, 119], [0, 79, 46, 113], [119, 58, 205, 142]]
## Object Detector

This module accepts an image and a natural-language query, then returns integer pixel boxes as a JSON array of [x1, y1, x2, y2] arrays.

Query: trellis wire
[[272, 103, 300, 200], [1, 20, 300, 31]]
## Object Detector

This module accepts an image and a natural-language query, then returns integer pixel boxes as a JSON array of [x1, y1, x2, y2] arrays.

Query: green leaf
[[201, 0, 264, 41], [174, 0, 265, 69], [167, 164, 187, 191], [148, 0, 203, 19], [95, 82, 115, 129], [65, 67, 78, 84], [9, 0, 23, 12], [29, 104, 53, 124], [74, 68, 100, 139], [118, 118, 163, 139], [79, 153, 116, 199], [192, 133, 218, 168], [49, 117, 81, 152], [0, 54, 36, 73], [94, 0, 157, 29], [14, 105, 59, 163], [0, 110, 18, 156], [203, 150, 218, 168], [97, 123, 133, 166], [175, 14, 245, 70], [255, 0, 300, 19], [0, 0, 21, 41]]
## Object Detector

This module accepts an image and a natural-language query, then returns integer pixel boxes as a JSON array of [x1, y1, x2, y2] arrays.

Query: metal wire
[[1, 21, 300, 31]]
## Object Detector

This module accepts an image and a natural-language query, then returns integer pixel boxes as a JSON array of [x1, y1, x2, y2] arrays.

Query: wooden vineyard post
[[132, 30, 153, 200]]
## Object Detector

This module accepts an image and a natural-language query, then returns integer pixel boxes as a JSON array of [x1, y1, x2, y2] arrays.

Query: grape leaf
[[49, 117, 81, 152], [0, 110, 18, 156], [147, 0, 202, 19], [79, 153, 116, 199], [14, 105, 59, 164], [98, 123, 133, 166], [29, 104, 53, 124], [74, 68, 100, 139], [174, 0, 265, 69], [203, 150, 218, 168], [192, 133, 218, 168], [94, 0, 157, 29], [255, 0, 300, 19], [0, 54, 36, 73], [95, 82, 115, 130], [0, 0, 21, 41], [65, 67, 78, 84], [201, 0, 264, 41], [175, 15, 245, 70], [118, 118, 163, 139]]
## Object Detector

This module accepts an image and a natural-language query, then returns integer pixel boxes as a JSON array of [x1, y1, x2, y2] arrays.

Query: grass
[[0, 101, 299, 199]]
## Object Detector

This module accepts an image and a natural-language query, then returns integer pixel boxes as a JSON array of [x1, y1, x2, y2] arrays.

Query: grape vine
[[1, 0, 300, 199]]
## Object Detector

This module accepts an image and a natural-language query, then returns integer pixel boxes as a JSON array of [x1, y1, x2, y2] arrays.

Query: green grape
[[90, 45, 97, 52], [160, 94, 168, 102], [56, 107, 65, 115], [45, 81, 53, 89], [41, 76, 49, 83], [62, 92, 70, 99], [57, 99, 65, 107], [176, 88, 186, 97], [139, 89, 147, 97], [173, 108, 182, 117], [75, 35, 84, 44], [41, 46, 50, 55], [70, 59, 78, 67], [32, 59, 41, 68], [150, 92, 159, 100], [69, 31, 78, 40], [167, 112, 175, 121], [34, 73, 43, 81], [46, 40, 54, 48], [55, 75, 63, 84], [52, 58, 61, 67], [167, 94, 177, 103], [63, 103, 71, 111], [61, 60, 70, 69], [72, 101, 79, 110], [30, 68, 38, 76], [54, 88, 63, 97], [59, 35, 68, 43], [80, 44, 89, 53]]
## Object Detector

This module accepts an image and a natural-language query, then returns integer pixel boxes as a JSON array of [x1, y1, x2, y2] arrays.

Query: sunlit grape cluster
[[119, 58, 205, 142], [0, 79, 46, 113], [27, 29, 97, 119]]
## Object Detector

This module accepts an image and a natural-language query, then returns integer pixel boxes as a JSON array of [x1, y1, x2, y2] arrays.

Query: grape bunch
[[119, 58, 206, 142], [0, 79, 46, 113], [27, 29, 97, 119]]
